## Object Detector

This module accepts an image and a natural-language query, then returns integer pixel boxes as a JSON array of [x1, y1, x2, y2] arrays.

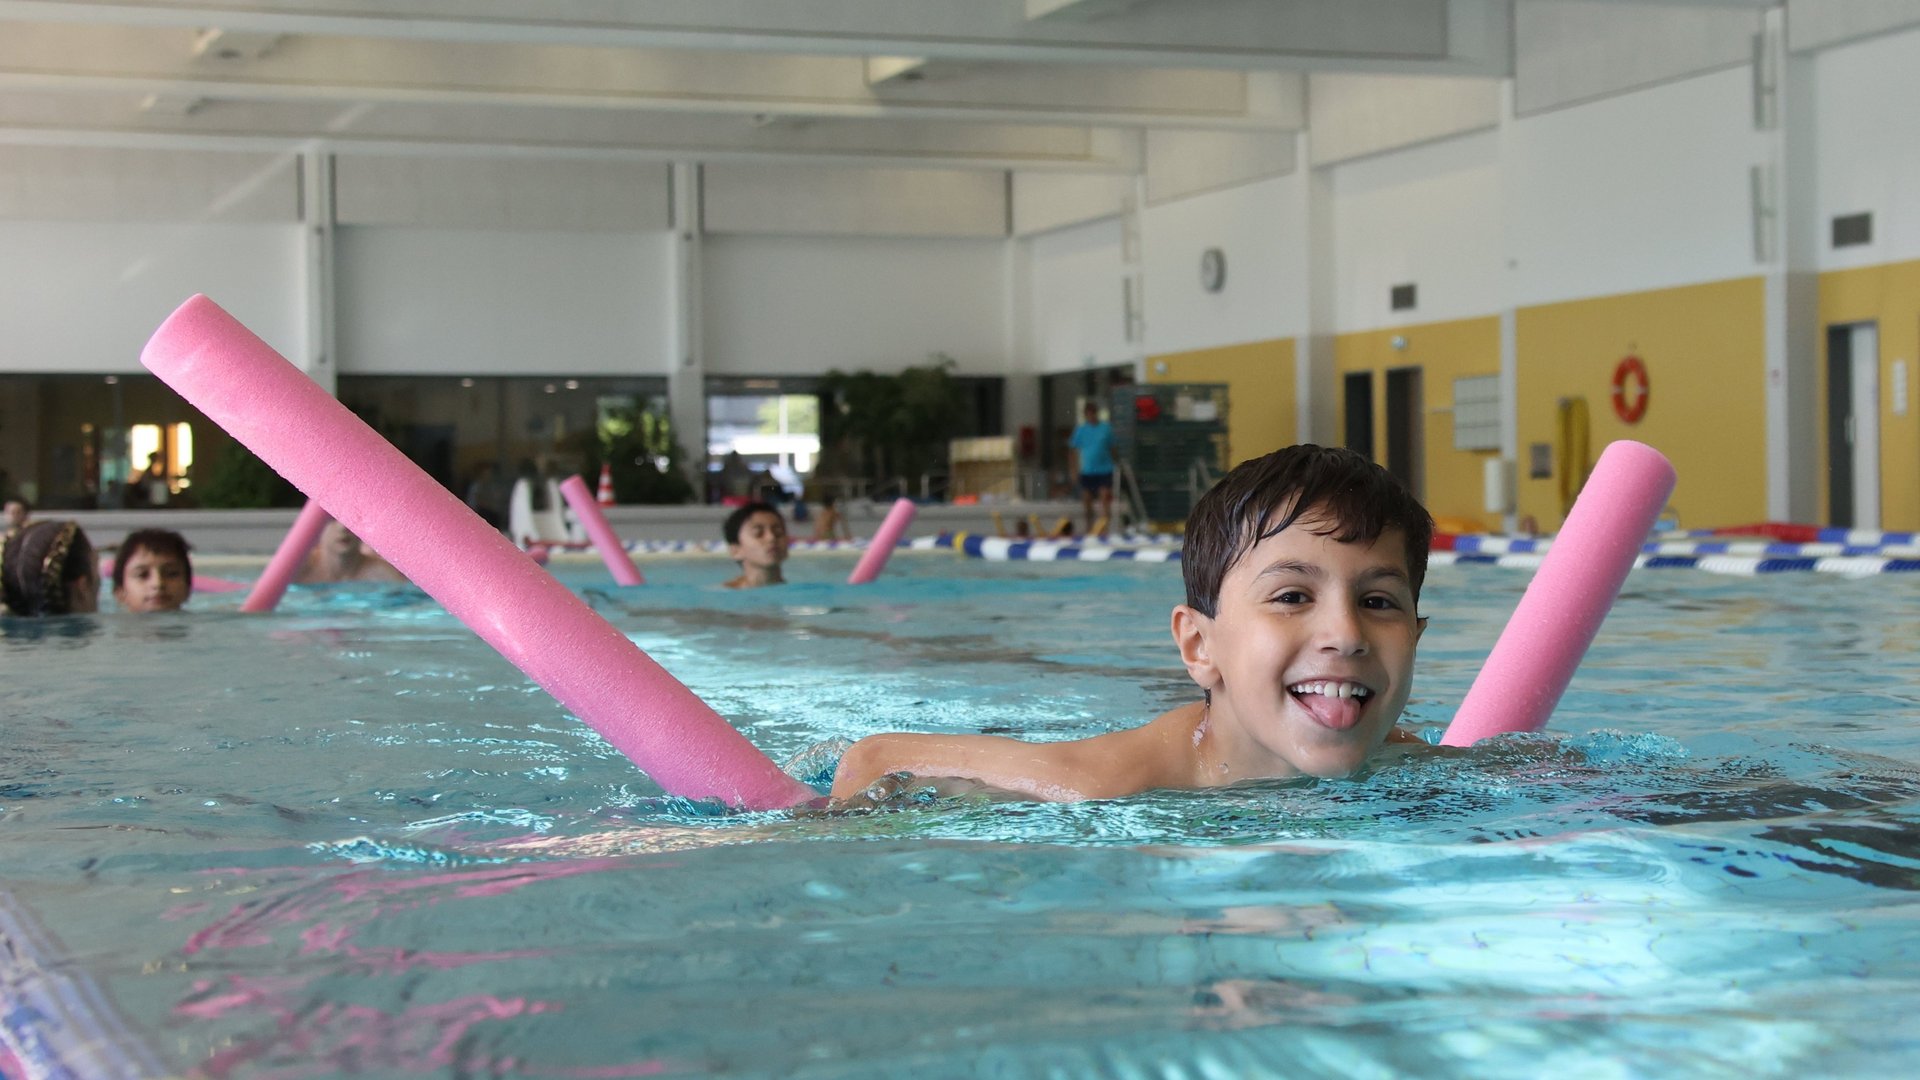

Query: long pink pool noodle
[[142, 296, 814, 810], [241, 500, 330, 613], [1441, 440, 1677, 747], [847, 498, 916, 585], [558, 475, 644, 586]]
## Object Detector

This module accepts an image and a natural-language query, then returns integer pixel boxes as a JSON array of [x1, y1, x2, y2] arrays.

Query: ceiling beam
[[0, 0, 1501, 74], [0, 88, 1148, 171], [0, 21, 1304, 131]]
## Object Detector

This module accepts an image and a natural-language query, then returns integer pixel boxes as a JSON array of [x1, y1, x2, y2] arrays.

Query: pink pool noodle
[[557, 475, 644, 586], [1441, 440, 1677, 747], [240, 499, 330, 612], [847, 498, 917, 585], [142, 296, 814, 810]]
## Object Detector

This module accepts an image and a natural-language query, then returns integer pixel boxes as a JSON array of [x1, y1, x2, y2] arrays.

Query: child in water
[[297, 519, 407, 584], [722, 501, 790, 589], [831, 444, 1431, 802], [112, 529, 193, 613], [0, 520, 99, 616]]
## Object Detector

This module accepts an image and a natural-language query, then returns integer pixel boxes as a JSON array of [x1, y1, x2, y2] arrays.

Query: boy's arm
[[831, 732, 1101, 803]]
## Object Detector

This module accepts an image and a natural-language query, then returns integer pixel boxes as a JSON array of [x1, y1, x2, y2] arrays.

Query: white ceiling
[[0, 0, 1783, 170]]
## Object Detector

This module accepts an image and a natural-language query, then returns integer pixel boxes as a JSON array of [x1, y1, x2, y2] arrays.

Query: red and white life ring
[[1611, 355, 1649, 424]]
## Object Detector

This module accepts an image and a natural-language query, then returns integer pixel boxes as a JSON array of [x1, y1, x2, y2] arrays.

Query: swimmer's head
[[723, 501, 789, 569], [0, 520, 98, 616], [1180, 444, 1432, 619], [321, 519, 361, 554], [113, 529, 193, 613]]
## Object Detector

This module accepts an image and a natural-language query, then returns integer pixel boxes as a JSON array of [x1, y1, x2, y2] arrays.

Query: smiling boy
[[829, 444, 1431, 802]]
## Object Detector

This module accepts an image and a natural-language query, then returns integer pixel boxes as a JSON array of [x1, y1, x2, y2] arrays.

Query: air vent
[[1832, 212, 1873, 249], [1390, 283, 1417, 312], [191, 29, 281, 63]]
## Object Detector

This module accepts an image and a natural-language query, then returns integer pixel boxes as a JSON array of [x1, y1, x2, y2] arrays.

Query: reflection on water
[[3, 558, 1920, 1076]]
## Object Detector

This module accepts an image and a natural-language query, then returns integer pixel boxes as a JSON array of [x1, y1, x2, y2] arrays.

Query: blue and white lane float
[[1431, 550, 1920, 576], [1452, 534, 1920, 558], [0, 888, 168, 1080], [1664, 526, 1919, 546], [934, 532, 1920, 576], [939, 534, 1180, 562]]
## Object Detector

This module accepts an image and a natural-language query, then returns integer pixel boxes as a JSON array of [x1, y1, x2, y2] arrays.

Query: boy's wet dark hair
[[722, 501, 783, 546], [1181, 444, 1433, 618], [113, 529, 193, 591]]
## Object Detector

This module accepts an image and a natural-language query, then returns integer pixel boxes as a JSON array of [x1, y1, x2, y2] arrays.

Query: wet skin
[[115, 547, 190, 613], [725, 510, 789, 589], [1171, 516, 1424, 782]]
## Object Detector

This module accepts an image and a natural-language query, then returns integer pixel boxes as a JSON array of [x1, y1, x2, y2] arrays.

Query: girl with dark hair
[[0, 520, 100, 616]]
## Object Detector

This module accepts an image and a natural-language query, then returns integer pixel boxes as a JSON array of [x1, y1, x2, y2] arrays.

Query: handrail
[[1116, 460, 1151, 529]]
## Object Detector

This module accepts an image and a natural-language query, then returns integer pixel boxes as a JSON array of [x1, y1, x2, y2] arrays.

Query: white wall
[[1812, 23, 1920, 271], [1307, 73, 1499, 167], [334, 227, 674, 375], [0, 221, 304, 372], [1505, 64, 1768, 308], [703, 233, 1009, 375], [1514, 0, 1762, 116], [1789, 0, 1920, 53], [704, 164, 1007, 239], [1331, 129, 1504, 331], [0, 146, 299, 224], [1142, 173, 1308, 352], [1024, 217, 1129, 374], [1144, 129, 1295, 205], [1011, 172, 1129, 237], [335, 156, 671, 231]]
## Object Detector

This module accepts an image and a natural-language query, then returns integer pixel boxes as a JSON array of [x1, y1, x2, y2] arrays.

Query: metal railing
[[1116, 461, 1151, 530], [1187, 458, 1217, 505]]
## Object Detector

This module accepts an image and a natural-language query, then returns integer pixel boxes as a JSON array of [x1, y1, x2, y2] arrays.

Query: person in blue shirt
[[1068, 401, 1115, 537]]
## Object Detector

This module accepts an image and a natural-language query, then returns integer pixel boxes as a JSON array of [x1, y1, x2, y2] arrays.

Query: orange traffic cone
[[596, 463, 615, 506]]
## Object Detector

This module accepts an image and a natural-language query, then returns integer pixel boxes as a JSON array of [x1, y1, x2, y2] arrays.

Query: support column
[[1121, 170, 1148, 380], [298, 146, 337, 395], [1496, 82, 1520, 534], [1296, 130, 1338, 446], [1001, 225, 1042, 496], [1760, 7, 1821, 523], [666, 161, 707, 493]]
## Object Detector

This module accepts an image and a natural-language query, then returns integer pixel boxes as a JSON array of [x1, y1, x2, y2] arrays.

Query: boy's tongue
[[1294, 688, 1365, 731]]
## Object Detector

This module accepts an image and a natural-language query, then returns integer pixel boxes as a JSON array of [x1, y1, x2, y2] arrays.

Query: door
[[1827, 322, 1880, 529], [1385, 366, 1423, 499], [1343, 372, 1374, 460]]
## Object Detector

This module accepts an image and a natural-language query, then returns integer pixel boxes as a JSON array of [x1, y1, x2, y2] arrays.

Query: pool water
[[4, 553, 1919, 1077]]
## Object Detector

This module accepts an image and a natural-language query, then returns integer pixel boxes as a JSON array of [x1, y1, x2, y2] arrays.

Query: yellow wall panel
[[1819, 258, 1920, 531], [1143, 338, 1295, 466], [1514, 277, 1766, 531], [1334, 316, 1503, 532]]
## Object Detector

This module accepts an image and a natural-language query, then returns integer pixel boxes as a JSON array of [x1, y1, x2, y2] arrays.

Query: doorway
[[1041, 366, 1133, 493], [1343, 371, 1374, 460], [1826, 322, 1880, 529], [1385, 366, 1424, 499]]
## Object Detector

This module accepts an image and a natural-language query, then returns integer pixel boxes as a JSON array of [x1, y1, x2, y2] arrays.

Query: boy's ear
[[1170, 604, 1219, 691], [1416, 615, 1428, 639]]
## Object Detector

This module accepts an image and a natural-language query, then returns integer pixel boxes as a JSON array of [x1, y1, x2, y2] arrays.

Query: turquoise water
[[4, 553, 1920, 1077]]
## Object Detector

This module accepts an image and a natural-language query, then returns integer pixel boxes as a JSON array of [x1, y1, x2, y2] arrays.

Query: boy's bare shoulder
[[828, 703, 1207, 804], [830, 731, 1083, 802]]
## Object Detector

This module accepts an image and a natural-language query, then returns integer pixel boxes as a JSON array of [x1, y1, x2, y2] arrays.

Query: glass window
[[337, 375, 673, 523], [0, 373, 219, 510]]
